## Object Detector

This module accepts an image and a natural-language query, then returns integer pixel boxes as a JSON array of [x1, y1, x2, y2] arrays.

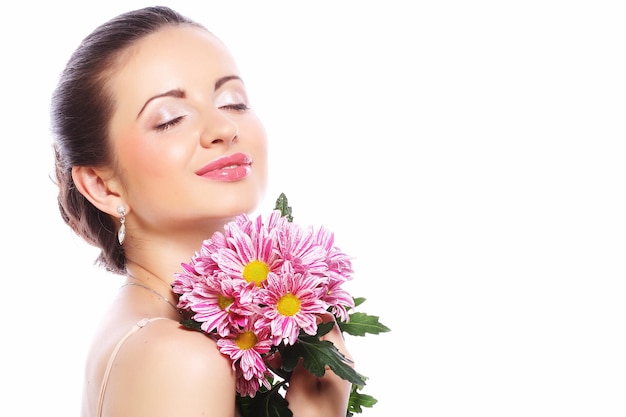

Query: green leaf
[[315, 321, 334, 338], [274, 193, 293, 222], [347, 384, 378, 416], [339, 312, 391, 337], [352, 297, 367, 308], [237, 386, 292, 417], [280, 335, 366, 386], [179, 319, 203, 332]]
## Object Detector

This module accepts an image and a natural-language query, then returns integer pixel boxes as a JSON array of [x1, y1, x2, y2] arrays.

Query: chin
[[218, 186, 265, 216]]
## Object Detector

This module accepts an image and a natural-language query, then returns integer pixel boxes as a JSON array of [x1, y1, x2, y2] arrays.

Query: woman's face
[[107, 25, 268, 233]]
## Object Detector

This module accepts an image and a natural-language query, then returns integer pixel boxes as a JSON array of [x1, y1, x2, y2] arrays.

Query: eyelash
[[155, 116, 185, 132], [154, 104, 248, 131], [220, 103, 249, 111]]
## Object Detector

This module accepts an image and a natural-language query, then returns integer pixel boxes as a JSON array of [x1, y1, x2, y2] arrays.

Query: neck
[[124, 267, 183, 316], [123, 223, 228, 285], [121, 281, 183, 318], [126, 264, 176, 289]]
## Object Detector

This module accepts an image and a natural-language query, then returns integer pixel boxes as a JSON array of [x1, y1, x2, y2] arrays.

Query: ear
[[72, 166, 126, 217]]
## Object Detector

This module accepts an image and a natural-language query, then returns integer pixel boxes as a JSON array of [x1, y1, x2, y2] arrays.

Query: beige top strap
[[97, 317, 168, 417]]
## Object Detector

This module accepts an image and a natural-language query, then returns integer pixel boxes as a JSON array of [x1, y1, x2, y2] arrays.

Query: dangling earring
[[117, 205, 126, 245]]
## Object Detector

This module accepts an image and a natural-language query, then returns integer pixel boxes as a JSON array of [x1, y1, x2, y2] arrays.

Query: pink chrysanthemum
[[171, 203, 367, 404], [311, 224, 355, 283], [217, 323, 272, 383], [257, 263, 328, 345], [179, 272, 256, 337], [212, 212, 287, 287], [235, 366, 272, 398], [321, 278, 355, 323], [276, 222, 329, 278], [188, 229, 231, 277], [171, 263, 202, 311]]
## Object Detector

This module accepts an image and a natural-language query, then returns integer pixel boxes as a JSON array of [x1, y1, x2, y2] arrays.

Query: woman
[[51, 6, 352, 417]]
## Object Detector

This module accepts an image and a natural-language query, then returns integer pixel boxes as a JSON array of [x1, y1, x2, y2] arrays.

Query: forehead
[[125, 25, 231, 61], [115, 24, 239, 82]]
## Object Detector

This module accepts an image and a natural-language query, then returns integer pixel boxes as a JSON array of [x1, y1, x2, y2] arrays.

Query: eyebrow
[[136, 75, 244, 118], [137, 89, 185, 118], [215, 75, 243, 90]]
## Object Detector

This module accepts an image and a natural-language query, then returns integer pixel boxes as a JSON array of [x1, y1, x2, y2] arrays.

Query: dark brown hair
[[50, 6, 202, 274]]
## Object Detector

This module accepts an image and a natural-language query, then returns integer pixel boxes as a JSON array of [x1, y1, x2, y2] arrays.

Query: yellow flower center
[[243, 260, 270, 286], [236, 331, 257, 350], [277, 293, 301, 316], [218, 294, 233, 310]]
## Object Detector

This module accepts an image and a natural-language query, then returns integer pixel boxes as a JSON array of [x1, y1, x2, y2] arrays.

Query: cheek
[[244, 118, 269, 163], [248, 124, 269, 182], [117, 131, 189, 181]]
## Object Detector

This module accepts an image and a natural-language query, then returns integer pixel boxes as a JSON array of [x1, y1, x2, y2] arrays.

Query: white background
[[1, 1, 625, 416]]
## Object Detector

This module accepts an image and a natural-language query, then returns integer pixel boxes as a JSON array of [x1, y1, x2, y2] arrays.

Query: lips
[[195, 152, 252, 182]]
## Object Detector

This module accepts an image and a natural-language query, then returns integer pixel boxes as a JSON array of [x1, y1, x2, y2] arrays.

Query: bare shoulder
[[102, 318, 236, 417]]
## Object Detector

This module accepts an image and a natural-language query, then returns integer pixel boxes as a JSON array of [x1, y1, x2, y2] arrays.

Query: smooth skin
[[73, 26, 352, 417]]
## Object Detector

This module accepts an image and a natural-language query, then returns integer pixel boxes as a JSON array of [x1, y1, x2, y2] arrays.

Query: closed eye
[[220, 103, 249, 111], [156, 116, 185, 131]]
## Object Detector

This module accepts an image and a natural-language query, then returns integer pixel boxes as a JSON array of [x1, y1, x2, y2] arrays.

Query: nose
[[199, 108, 239, 148]]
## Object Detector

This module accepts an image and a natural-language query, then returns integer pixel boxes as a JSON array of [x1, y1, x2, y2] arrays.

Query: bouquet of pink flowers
[[172, 193, 389, 417]]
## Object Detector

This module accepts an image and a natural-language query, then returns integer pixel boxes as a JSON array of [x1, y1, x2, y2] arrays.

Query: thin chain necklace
[[121, 281, 183, 317]]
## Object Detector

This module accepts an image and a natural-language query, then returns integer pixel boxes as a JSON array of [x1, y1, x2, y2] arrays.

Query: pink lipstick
[[195, 152, 252, 181]]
